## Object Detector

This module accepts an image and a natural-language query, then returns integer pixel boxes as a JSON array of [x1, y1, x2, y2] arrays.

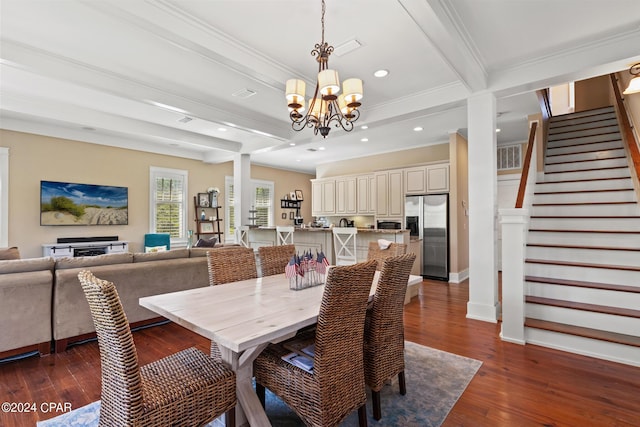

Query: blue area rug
[[37, 341, 481, 427]]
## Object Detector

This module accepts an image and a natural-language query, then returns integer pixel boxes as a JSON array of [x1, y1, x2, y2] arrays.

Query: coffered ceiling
[[1, 0, 639, 173]]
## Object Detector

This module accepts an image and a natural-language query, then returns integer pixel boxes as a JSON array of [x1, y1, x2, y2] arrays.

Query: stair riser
[[531, 204, 640, 216], [550, 112, 616, 129], [546, 140, 623, 156], [525, 283, 640, 310], [528, 217, 640, 232], [527, 232, 640, 248], [524, 263, 639, 285], [545, 158, 628, 173], [533, 190, 636, 204], [549, 107, 614, 123], [543, 168, 630, 182], [525, 328, 640, 367], [549, 118, 619, 135], [526, 246, 640, 267], [547, 132, 622, 149], [548, 126, 621, 143], [546, 149, 626, 164], [535, 178, 633, 192], [525, 304, 640, 337]]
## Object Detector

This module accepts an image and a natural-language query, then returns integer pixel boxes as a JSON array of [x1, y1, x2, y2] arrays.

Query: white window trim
[[0, 147, 9, 246], [225, 176, 274, 242], [149, 166, 188, 246]]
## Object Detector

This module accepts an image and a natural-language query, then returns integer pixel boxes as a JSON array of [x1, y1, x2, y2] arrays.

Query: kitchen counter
[[257, 226, 408, 234]]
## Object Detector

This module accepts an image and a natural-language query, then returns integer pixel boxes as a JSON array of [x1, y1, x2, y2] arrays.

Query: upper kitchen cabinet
[[311, 178, 335, 216], [375, 169, 404, 219], [356, 174, 375, 215], [404, 164, 450, 195], [335, 176, 357, 215]]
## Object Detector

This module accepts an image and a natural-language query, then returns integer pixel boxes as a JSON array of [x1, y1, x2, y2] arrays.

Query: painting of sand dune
[[40, 181, 128, 226]]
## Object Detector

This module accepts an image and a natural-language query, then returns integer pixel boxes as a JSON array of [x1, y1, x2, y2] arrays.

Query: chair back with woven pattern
[[313, 260, 377, 413], [206, 246, 258, 285], [366, 241, 407, 270], [77, 270, 143, 425], [364, 253, 416, 391], [258, 244, 295, 277]]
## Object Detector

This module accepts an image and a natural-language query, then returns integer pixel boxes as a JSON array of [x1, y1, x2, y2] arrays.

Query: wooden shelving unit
[[194, 196, 223, 242]]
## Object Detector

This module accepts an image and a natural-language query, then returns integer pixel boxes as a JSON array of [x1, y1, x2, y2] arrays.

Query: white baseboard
[[449, 269, 468, 283]]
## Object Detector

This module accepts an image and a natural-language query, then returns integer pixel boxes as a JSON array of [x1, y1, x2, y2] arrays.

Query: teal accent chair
[[144, 233, 170, 252]]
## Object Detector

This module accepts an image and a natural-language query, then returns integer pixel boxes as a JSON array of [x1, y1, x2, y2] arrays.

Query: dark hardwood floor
[[1, 278, 639, 426]]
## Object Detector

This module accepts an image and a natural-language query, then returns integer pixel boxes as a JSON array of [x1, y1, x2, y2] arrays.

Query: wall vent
[[497, 143, 522, 170], [232, 88, 257, 99]]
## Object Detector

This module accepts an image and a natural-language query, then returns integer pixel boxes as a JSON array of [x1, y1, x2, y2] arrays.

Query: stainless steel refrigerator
[[405, 194, 449, 280]]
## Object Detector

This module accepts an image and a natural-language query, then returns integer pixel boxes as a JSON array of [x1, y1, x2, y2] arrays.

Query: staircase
[[523, 106, 640, 366]]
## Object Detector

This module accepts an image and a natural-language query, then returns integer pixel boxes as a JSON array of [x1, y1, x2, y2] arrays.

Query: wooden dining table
[[140, 271, 423, 427]]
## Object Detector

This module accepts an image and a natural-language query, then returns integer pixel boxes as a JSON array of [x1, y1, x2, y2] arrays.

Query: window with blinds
[[225, 177, 274, 240], [150, 167, 188, 239], [497, 144, 522, 171]]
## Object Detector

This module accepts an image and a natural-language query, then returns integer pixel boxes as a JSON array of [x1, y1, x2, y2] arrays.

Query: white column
[[233, 154, 252, 236], [466, 92, 499, 323], [0, 147, 9, 247], [499, 208, 528, 344]]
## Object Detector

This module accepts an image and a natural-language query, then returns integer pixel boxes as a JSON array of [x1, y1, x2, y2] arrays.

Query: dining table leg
[[220, 344, 271, 427]]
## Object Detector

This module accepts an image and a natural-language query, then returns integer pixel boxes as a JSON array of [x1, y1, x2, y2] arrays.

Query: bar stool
[[236, 226, 250, 248], [332, 227, 358, 265], [276, 226, 294, 245]]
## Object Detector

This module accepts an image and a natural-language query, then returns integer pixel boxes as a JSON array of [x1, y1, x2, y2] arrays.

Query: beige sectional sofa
[[0, 247, 227, 359]]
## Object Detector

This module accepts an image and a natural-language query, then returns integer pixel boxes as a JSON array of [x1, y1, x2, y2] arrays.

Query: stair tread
[[545, 166, 628, 174], [525, 296, 640, 318], [524, 318, 640, 347], [529, 229, 640, 234], [525, 275, 640, 294], [546, 147, 624, 157], [532, 201, 637, 206], [548, 131, 621, 143], [534, 188, 634, 195], [546, 155, 626, 165], [526, 258, 640, 272], [547, 138, 622, 149], [537, 177, 631, 184], [526, 243, 640, 252]]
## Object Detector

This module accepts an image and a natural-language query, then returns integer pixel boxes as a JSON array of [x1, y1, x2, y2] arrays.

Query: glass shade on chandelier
[[623, 63, 640, 95], [285, 0, 363, 138]]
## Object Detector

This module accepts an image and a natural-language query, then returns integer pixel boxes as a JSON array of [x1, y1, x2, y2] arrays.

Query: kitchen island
[[246, 226, 419, 302]]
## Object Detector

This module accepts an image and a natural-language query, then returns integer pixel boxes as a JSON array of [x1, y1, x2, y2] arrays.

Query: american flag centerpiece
[[286, 250, 329, 290]]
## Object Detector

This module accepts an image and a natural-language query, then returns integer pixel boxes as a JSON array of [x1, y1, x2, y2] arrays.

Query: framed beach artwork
[[199, 222, 214, 233], [40, 180, 128, 226]]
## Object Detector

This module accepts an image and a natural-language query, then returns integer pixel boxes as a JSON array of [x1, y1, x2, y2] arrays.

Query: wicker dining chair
[[77, 270, 237, 427], [206, 246, 258, 286], [366, 241, 407, 270], [254, 260, 377, 427], [363, 253, 416, 420], [258, 244, 296, 277]]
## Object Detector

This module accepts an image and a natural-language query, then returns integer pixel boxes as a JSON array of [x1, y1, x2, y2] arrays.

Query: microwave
[[377, 221, 401, 230]]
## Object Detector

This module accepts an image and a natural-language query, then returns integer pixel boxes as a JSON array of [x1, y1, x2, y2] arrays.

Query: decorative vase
[[187, 230, 193, 249], [201, 210, 206, 220], [210, 193, 218, 208]]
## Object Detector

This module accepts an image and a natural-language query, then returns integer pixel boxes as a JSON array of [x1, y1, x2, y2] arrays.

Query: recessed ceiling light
[[496, 128, 501, 133], [318, 146, 326, 151], [218, 127, 227, 132], [296, 159, 301, 162], [413, 126, 423, 132], [361, 125, 368, 130], [361, 138, 369, 142], [289, 142, 296, 146], [374, 69, 389, 78]]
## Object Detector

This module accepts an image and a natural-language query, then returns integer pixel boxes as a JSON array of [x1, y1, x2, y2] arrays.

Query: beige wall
[[449, 132, 469, 278], [575, 75, 611, 112], [1, 130, 313, 258], [315, 143, 450, 178]]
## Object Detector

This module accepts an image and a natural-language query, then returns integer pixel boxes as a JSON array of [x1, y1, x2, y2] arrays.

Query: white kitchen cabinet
[[311, 178, 336, 216], [404, 164, 450, 195], [335, 176, 357, 215], [426, 164, 449, 192], [356, 174, 375, 215], [375, 169, 404, 219]]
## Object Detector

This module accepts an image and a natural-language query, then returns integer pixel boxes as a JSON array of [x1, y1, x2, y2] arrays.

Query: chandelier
[[285, 0, 363, 138]]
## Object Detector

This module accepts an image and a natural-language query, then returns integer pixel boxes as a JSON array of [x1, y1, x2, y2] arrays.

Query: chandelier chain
[[321, 0, 325, 44]]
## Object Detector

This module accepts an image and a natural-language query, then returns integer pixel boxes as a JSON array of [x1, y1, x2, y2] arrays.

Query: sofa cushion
[[0, 246, 21, 260], [0, 257, 55, 274], [134, 248, 189, 263], [55, 252, 134, 270]]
